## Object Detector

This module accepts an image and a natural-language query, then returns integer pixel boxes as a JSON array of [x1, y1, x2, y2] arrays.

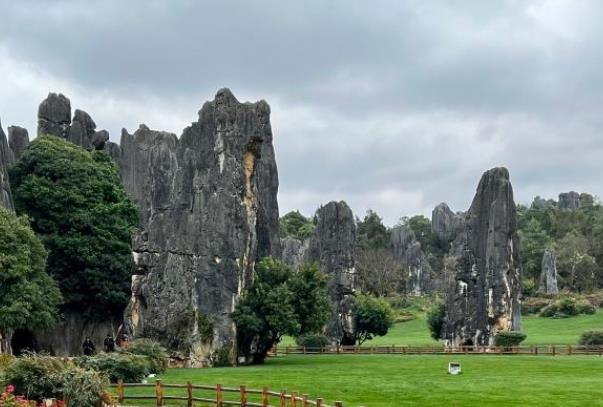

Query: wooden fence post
[[217, 384, 223, 407], [240, 385, 247, 406], [291, 391, 298, 407], [117, 380, 124, 404], [335, 402, 343, 407], [317, 397, 323, 407], [187, 381, 193, 407], [279, 390, 286, 407], [286, 345, 290, 355], [262, 386, 269, 407], [568, 345, 572, 355], [155, 380, 163, 406], [302, 394, 309, 407], [552, 345, 556, 356]]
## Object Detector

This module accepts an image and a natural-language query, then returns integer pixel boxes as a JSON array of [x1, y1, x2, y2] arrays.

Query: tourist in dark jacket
[[103, 333, 115, 352], [82, 337, 95, 356]]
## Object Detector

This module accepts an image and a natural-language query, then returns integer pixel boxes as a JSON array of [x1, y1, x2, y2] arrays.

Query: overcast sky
[[1, 0, 602, 225]]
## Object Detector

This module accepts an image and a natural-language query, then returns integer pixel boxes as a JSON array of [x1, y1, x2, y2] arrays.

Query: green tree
[[352, 294, 394, 345], [288, 263, 332, 336], [0, 206, 62, 353], [9, 135, 138, 319], [518, 218, 552, 285], [556, 231, 597, 292], [279, 210, 315, 239], [232, 258, 299, 364], [426, 301, 446, 340], [356, 210, 390, 250]]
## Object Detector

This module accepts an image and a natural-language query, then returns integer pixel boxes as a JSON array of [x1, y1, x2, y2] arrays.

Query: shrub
[[426, 302, 446, 340], [539, 297, 596, 318], [521, 297, 551, 315], [56, 365, 107, 407], [579, 330, 603, 346], [295, 334, 331, 349], [0, 353, 66, 400], [212, 345, 233, 367], [0, 354, 14, 372], [77, 353, 150, 383], [124, 339, 168, 374], [394, 311, 417, 323], [494, 331, 527, 347]]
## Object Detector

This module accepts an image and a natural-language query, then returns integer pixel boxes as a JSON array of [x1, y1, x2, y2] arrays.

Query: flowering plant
[[0, 385, 35, 407]]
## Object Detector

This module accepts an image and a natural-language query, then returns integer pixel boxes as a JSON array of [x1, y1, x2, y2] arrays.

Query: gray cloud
[[1, 0, 602, 224]]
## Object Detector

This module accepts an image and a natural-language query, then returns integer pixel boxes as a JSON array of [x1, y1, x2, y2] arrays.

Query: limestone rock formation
[[306, 201, 356, 344], [431, 202, 463, 243], [531, 196, 555, 210], [391, 225, 432, 295], [68, 109, 110, 150], [280, 236, 309, 270], [558, 191, 580, 210], [443, 167, 522, 347], [538, 249, 559, 295], [0, 119, 14, 211], [121, 89, 280, 362], [38, 93, 71, 137], [8, 126, 29, 161]]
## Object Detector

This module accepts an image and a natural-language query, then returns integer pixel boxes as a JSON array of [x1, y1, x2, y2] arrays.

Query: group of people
[[82, 333, 129, 356]]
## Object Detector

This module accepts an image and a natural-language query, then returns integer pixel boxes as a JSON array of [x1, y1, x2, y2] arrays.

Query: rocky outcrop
[[38, 93, 71, 138], [557, 191, 580, 210], [120, 89, 280, 363], [538, 249, 559, 295], [443, 167, 522, 347], [306, 201, 356, 345], [431, 202, 463, 243], [0, 119, 14, 211], [391, 225, 431, 296], [280, 236, 309, 270], [531, 196, 555, 210], [8, 126, 29, 161]]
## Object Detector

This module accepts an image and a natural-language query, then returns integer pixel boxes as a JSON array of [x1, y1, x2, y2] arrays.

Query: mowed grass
[[124, 354, 603, 406]]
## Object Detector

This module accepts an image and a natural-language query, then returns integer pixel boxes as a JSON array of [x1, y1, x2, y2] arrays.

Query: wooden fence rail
[[272, 344, 603, 356], [110, 380, 353, 407]]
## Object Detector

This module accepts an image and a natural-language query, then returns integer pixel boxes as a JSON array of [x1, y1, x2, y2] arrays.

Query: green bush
[[57, 365, 107, 407], [0, 353, 66, 400], [0, 353, 14, 372], [124, 338, 168, 374], [212, 345, 233, 367], [494, 331, 527, 347], [295, 334, 331, 349], [539, 297, 596, 318], [77, 353, 150, 383], [579, 330, 603, 346], [521, 297, 551, 314], [426, 302, 446, 340]]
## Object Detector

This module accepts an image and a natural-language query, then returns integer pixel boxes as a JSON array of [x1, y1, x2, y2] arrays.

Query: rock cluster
[[538, 249, 559, 295], [0, 119, 14, 211], [431, 202, 463, 243], [557, 191, 593, 210], [443, 167, 522, 347], [390, 225, 431, 295], [8, 126, 29, 161], [116, 89, 280, 362], [306, 201, 357, 344]]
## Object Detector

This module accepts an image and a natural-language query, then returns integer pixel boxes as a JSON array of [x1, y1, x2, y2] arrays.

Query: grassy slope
[[129, 355, 603, 406]]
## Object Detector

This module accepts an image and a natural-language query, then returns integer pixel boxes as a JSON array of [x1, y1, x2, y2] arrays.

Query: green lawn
[[122, 355, 603, 406]]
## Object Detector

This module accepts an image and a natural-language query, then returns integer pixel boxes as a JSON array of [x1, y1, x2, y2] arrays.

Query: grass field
[[280, 310, 603, 348], [124, 354, 603, 406]]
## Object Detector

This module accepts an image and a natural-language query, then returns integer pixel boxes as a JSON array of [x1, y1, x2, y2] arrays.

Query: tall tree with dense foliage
[[356, 210, 390, 250], [518, 218, 552, 285], [352, 294, 394, 345], [233, 257, 332, 364], [556, 231, 597, 292], [9, 135, 138, 319], [0, 206, 62, 353]]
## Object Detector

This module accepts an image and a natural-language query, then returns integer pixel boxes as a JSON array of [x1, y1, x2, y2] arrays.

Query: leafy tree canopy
[[0, 206, 61, 346], [356, 210, 390, 250], [352, 294, 394, 345], [9, 135, 138, 319], [279, 210, 315, 240]]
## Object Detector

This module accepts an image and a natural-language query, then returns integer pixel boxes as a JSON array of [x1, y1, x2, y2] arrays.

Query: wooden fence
[[110, 380, 353, 407], [271, 344, 603, 356]]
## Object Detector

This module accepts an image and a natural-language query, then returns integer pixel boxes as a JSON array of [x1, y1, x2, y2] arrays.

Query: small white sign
[[448, 362, 462, 375]]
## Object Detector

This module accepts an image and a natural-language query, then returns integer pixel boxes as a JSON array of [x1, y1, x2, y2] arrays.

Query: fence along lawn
[[124, 354, 603, 406]]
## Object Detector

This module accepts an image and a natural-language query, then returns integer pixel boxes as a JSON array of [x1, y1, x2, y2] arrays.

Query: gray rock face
[[280, 236, 309, 270], [38, 93, 71, 137], [431, 202, 463, 243], [120, 89, 280, 363], [306, 201, 356, 344], [0, 119, 14, 211], [558, 191, 580, 210], [444, 167, 522, 347], [391, 225, 432, 296], [538, 249, 559, 295], [531, 196, 555, 210], [68, 109, 96, 148], [8, 126, 29, 161]]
